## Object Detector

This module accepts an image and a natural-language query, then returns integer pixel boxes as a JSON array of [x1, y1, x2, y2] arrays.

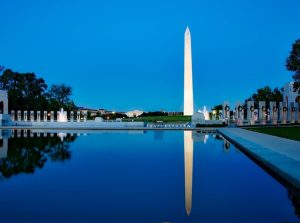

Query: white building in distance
[[125, 110, 144, 118]]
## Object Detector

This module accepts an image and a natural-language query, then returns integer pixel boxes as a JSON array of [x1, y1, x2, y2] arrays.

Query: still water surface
[[0, 129, 299, 222]]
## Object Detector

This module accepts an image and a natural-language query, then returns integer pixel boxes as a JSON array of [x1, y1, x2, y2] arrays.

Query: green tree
[[247, 86, 283, 102], [0, 69, 48, 110], [47, 84, 74, 110], [286, 39, 300, 93]]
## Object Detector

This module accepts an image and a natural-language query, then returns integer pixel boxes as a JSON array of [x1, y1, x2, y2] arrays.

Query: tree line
[[0, 68, 75, 111]]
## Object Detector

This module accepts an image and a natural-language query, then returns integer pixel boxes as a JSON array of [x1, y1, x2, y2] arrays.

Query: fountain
[[197, 106, 210, 120], [57, 108, 68, 122]]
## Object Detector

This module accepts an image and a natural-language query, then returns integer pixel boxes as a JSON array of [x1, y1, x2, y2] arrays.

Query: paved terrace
[[218, 128, 300, 189]]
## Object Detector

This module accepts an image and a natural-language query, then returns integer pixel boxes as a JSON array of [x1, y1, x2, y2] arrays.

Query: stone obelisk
[[184, 27, 194, 116]]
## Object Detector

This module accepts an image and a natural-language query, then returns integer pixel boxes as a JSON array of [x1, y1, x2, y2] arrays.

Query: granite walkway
[[217, 128, 300, 189]]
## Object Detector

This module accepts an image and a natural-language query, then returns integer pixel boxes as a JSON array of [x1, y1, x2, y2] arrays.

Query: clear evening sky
[[0, 0, 299, 112]]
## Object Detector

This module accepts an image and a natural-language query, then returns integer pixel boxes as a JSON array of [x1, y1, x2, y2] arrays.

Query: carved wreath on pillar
[[238, 106, 243, 112], [262, 106, 266, 112], [273, 107, 278, 112], [225, 106, 230, 112], [283, 107, 287, 112], [250, 106, 254, 112]]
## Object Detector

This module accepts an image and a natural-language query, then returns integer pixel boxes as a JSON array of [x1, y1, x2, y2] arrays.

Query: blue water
[[0, 130, 299, 222]]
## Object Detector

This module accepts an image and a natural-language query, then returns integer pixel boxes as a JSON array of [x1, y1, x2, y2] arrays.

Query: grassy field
[[123, 115, 191, 123], [246, 126, 300, 141]]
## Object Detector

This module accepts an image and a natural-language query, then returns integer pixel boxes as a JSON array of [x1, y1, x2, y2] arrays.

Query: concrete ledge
[[218, 128, 300, 189]]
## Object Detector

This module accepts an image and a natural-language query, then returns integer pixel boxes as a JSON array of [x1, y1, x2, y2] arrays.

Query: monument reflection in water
[[184, 131, 193, 216]]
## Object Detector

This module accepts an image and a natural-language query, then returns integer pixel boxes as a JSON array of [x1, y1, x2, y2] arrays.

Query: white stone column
[[30, 130, 34, 137], [70, 111, 74, 122], [24, 111, 28, 121], [77, 111, 80, 122], [280, 102, 287, 124], [223, 102, 230, 124], [37, 111, 41, 122], [269, 101, 278, 124], [17, 110, 21, 121], [247, 101, 255, 125], [11, 110, 15, 121], [30, 111, 34, 122], [43, 111, 47, 122], [290, 102, 296, 123], [235, 102, 244, 126], [50, 111, 54, 122], [258, 101, 266, 125]]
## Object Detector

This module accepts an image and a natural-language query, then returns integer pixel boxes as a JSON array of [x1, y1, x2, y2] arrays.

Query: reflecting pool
[[0, 129, 299, 222]]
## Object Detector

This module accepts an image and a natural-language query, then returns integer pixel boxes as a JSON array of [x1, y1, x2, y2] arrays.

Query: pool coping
[[217, 128, 300, 190]]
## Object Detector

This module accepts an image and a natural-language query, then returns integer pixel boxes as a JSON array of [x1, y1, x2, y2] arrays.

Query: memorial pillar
[[290, 102, 296, 124], [77, 111, 80, 122], [70, 111, 74, 122], [258, 101, 266, 125], [50, 111, 54, 122], [11, 110, 15, 121], [17, 110, 21, 121], [43, 111, 48, 122], [30, 111, 34, 122], [269, 101, 278, 125], [24, 111, 28, 121], [37, 111, 41, 122], [235, 102, 244, 126], [247, 101, 255, 125]]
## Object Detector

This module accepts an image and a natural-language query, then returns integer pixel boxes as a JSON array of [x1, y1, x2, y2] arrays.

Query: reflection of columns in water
[[0, 131, 8, 159], [184, 131, 193, 216]]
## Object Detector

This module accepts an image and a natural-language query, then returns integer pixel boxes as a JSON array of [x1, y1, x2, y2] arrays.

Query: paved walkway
[[218, 128, 300, 189]]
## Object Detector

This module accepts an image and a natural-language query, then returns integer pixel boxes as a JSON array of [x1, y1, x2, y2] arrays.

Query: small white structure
[[125, 110, 144, 118], [95, 117, 103, 122]]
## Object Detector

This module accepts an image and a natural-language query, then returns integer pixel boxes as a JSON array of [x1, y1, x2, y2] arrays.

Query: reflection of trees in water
[[0, 133, 76, 179]]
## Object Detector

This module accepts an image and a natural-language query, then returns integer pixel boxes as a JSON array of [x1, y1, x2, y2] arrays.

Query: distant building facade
[[125, 110, 144, 118]]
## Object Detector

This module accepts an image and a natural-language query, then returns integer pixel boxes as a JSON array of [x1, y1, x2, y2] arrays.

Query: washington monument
[[184, 27, 194, 116]]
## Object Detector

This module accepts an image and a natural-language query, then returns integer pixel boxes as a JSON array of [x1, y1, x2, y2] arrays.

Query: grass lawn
[[246, 126, 300, 141], [123, 115, 191, 123]]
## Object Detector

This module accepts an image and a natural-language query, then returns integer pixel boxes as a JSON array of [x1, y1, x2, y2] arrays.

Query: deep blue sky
[[0, 0, 299, 111]]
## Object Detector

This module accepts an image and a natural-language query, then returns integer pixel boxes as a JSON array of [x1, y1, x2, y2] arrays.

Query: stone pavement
[[218, 128, 300, 189]]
